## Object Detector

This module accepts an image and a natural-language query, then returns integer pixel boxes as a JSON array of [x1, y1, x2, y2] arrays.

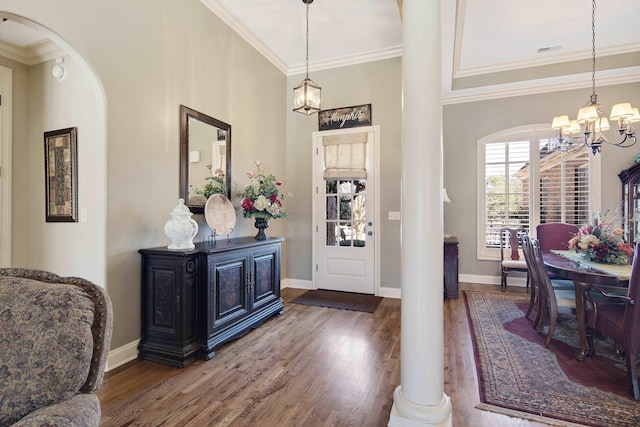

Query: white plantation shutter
[[323, 132, 367, 179], [537, 140, 590, 225], [483, 140, 530, 247], [478, 126, 592, 260]]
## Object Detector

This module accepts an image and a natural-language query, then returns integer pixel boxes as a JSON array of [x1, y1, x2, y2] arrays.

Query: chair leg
[[543, 301, 559, 347], [627, 353, 639, 400], [501, 271, 508, 292], [525, 283, 537, 320], [535, 297, 546, 332], [544, 311, 557, 347], [586, 327, 596, 358], [525, 272, 530, 291]]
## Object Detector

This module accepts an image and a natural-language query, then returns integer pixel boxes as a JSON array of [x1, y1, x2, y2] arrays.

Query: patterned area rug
[[464, 290, 640, 426], [290, 290, 382, 313]]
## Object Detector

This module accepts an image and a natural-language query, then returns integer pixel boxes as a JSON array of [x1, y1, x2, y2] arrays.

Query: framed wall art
[[44, 127, 78, 222]]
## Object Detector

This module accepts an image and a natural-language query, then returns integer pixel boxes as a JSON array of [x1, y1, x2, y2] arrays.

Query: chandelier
[[293, 0, 321, 115], [551, 0, 639, 155]]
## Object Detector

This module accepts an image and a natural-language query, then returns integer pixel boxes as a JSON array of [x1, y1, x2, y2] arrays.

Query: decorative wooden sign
[[318, 104, 372, 131]]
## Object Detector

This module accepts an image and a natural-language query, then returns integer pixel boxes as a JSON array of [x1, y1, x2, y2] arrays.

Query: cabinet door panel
[[208, 255, 250, 330], [251, 245, 281, 309], [150, 268, 177, 331]]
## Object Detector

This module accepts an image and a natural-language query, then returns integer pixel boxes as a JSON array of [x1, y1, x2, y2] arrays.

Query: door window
[[325, 179, 366, 247]]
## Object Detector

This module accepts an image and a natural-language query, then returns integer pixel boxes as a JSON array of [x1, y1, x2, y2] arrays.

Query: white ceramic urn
[[164, 198, 198, 249]]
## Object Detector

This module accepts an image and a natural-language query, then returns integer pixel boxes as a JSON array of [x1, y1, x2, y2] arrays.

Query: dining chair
[[523, 237, 576, 346], [536, 222, 580, 251], [499, 227, 529, 291], [584, 241, 640, 400], [521, 235, 575, 323]]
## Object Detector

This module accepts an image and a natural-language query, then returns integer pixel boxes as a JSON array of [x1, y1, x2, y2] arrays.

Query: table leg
[[573, 280, 589, 361]]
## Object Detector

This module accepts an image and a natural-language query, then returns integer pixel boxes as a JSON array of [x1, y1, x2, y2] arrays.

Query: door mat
[[291, 290, 383, 313], [464, 290, 640, 426]]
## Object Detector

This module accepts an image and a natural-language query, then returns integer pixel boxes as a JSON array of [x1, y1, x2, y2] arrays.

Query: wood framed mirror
[[179, 105, 231, 214]]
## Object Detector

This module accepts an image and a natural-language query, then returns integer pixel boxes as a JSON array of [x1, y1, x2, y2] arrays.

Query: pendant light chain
[[292, 0, 321, 115], [305, 0, 310, 79], [590, 0, 597, 103]]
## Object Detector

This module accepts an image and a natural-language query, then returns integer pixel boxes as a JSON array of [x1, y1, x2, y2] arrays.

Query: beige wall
[[443, 82, 640, 279], [0, 57, 28, 265], [1, 0, 287, 349], [285, 58, 403, 289], [26, 55, 106, 285]]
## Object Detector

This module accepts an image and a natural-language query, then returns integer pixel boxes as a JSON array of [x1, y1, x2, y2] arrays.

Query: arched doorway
[[0, 13, 108, 286]]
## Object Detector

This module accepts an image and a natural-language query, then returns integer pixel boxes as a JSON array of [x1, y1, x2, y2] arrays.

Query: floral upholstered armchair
[[0, 268, 113, 426]]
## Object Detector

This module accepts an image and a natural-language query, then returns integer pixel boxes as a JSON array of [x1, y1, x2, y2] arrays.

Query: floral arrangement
[[238, 161, 288, 220], [568, 211, 634, 264], [202, 165, 227, 198], [191, 164, 227, 200]]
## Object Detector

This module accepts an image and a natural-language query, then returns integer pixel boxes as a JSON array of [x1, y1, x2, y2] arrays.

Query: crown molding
[[200, 0, 289, 74], [288, 46, 403, 76], [455, 43, 640, 79], [0, 38, 64, 65], [443, 66, 640, 105]]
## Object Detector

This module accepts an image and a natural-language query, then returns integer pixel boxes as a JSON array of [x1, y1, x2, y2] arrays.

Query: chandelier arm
[[610, 134, 638, 148]]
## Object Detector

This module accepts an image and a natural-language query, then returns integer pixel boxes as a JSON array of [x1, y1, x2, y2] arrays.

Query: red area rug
[[464, 290, 640, 426]]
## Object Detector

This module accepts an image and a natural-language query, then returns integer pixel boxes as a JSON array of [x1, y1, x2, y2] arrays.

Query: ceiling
[[1, 0, 639, 104]]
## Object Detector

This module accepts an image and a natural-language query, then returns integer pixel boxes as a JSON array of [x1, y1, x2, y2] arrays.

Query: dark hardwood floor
[[97, 284, 548, 426]]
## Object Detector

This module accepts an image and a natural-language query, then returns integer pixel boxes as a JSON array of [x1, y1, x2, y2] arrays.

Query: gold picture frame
[[44, 127, 78, 222]]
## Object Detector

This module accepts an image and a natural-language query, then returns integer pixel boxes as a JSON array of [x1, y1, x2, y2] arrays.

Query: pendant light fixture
[[551, 0, 639, 154], [293, 0, 321, 115]]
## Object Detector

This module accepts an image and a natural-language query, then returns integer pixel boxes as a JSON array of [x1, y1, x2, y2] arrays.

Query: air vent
[[537, 45, 563, 54]]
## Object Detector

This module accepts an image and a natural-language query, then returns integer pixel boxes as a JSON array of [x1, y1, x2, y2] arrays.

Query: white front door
[[312, 126, 379, 294]]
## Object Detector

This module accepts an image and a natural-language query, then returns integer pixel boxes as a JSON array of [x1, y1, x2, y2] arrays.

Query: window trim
[[476, 124, 601, 261]]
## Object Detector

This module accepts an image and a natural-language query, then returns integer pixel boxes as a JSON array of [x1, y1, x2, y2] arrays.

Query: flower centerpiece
[[238, 161, 288, 240], [202, 165, 227, 198], [568, 211, 634, 264], [190, 164, 227, 204]]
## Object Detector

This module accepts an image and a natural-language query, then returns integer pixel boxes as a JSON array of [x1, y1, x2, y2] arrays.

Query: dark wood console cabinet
[[139, 237, 284, 367], [444, 237, 459, 299]]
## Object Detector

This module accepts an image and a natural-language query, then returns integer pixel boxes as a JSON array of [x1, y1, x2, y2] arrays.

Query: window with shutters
[[477, 125, 598, 260]]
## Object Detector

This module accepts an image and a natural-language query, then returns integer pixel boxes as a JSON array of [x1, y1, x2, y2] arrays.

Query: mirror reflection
[[179, 105, 231, 214]]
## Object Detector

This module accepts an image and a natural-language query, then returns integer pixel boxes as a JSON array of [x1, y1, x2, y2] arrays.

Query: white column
[[389, 0, 452, 426]]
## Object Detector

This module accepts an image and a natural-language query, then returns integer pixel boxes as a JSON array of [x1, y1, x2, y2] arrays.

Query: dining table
[[542, 250, 631, 361]]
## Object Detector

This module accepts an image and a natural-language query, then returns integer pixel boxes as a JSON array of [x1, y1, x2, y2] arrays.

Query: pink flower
[[276, 181, 282, 186], [247, 171, 254, 178], [255, 160, 262, 167]]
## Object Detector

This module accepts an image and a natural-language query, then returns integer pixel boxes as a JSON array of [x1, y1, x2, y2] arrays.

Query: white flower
[[267, 203, 281, 216], [253, 195, 270, 211], [578, 235, 599, 250]]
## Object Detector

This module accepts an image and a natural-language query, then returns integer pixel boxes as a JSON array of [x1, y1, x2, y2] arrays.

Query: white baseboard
[[106, 339, 139, 372], [282, 278, 313, 290], [459, 273, 527, 287], [378, 286, 401, 299], [283, 277, 401, 298]]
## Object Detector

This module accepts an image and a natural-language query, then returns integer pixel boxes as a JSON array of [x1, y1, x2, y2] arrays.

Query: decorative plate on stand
[[204, 194, 236, 236]]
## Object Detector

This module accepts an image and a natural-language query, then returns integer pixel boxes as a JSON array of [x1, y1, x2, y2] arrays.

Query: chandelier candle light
[[551, 0, 639, 155], [293, 0, 321, 115]]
